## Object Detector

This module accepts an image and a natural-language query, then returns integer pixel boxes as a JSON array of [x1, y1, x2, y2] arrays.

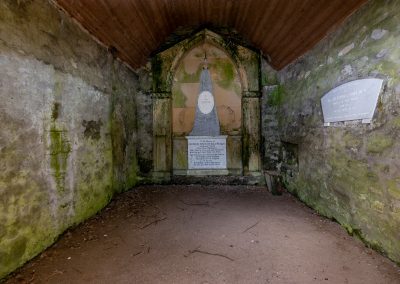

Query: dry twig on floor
[[138, 217, 167, 229], [185, 249, 234, 261], [179, 199, 209, 206], [44, 269, 63, 281], [131, 251, 143, 257], [242, 220, 260, 233]]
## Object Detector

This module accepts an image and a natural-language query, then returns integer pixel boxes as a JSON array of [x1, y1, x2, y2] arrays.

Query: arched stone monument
[[152, 30, 262, 181]]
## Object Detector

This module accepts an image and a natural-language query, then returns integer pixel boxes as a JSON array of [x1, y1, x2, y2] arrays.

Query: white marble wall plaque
[[321, 78, 383, 124], [186, 136, 227, 169], [198, 91, 214, 114]]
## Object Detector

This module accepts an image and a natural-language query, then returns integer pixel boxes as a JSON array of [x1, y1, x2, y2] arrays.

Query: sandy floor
[[5, 185, 400, 284]]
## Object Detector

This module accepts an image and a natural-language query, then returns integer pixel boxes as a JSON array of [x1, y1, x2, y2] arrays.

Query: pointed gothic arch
[[151, 29, 262, 182]]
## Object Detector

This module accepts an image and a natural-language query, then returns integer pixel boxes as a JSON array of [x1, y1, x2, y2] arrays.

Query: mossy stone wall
[[0, 0, 142, 278], [266, 0, 400, 264]]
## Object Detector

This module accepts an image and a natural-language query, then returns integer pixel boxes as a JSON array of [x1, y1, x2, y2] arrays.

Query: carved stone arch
[[166, 30, 249, 94]]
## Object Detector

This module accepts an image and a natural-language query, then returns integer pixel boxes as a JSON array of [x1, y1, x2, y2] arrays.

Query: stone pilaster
[[242, 91, 262, 176], [152, 92, 172, 182]]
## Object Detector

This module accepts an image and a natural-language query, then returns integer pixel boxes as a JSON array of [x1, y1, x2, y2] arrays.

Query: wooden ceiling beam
[[273, 0, 365, 68], [55, 0, 368, 69]]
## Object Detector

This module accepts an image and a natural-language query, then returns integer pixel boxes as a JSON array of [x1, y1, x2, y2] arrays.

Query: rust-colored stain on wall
[[172, 43, 241, 136]]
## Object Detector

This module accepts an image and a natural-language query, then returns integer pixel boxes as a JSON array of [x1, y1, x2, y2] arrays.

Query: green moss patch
[[49, 124, 71, 193], [268, 85, 285, 106], [172, 85, 186, 108], [367, 134, 393, 153], [212, 59, 235, 89]]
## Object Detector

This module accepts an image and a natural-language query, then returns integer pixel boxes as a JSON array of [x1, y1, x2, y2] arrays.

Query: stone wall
[[135, 67, 154, 179], [0, 0, 143, 277], [265, 0, 400, 264], [261, 84, 281, 172]]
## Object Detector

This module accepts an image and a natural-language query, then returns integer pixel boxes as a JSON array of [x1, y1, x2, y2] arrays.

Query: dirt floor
[[5, 185, 400, 284]]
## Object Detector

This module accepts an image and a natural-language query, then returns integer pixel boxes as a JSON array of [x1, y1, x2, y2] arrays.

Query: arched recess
[[172, 42, 243, 175], [166, 31, 249, 93], [151, 29, 262, 182]]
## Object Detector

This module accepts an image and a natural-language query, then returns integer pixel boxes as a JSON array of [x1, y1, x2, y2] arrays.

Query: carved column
[[152, 92, 172, 182], [242, 91, 261, 176]]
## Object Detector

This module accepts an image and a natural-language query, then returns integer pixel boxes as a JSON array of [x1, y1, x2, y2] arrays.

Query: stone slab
[[321, 78, 383, 123], [186, 136, 227, 169]]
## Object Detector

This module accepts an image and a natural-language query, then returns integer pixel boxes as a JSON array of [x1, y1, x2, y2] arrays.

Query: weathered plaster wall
[[0, 0, 142, 277], [264, 0, 400, 263]]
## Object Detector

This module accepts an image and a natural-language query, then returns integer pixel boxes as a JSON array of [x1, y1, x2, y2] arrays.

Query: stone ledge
[[171, 175, 266, 186], [242, 91, 261, 98], [152, 92, 171, 99], [186, 169, 229, 176]]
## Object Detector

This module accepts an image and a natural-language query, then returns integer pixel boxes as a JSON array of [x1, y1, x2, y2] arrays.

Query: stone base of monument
[[186, 169, 229, 176], [151, 171, 172, 183], [171, 175, 265, 185], [173, 169, 230, 176], [186, 136, 228, 176]]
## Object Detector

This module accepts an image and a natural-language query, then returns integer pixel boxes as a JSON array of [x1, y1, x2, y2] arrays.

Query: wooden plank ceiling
[[54, 0, 367, 70]]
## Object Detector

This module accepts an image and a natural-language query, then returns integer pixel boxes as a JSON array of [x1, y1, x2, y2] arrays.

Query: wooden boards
[[55, 0, 367, 69]]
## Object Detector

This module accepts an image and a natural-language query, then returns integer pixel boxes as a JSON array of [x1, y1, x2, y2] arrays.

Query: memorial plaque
[[187, 136, 227, 169], [321, 78, 383, 124], [198, 91, 214, 114]]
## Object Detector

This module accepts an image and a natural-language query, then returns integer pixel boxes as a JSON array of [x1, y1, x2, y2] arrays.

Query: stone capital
[[242, 91, 260, 98]]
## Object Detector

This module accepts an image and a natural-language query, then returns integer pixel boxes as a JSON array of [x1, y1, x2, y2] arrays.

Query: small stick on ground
[[138, 217, 167, 229], [44, 270, 63, 281], [179, 199, 209, 206], [242, 221, 260, 233], [131, 251, 143, 257], [185, 249, 234, 261], [73, 268, 83, 274]]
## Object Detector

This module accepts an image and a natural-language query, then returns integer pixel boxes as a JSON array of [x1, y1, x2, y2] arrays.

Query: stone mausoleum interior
[[1, 0, 400, 282]]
